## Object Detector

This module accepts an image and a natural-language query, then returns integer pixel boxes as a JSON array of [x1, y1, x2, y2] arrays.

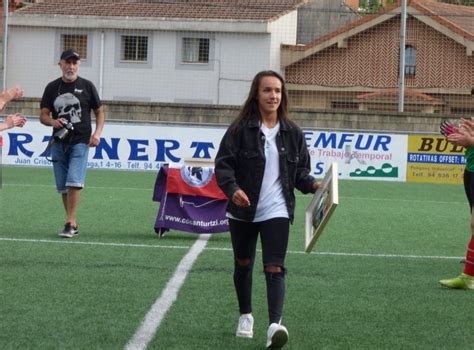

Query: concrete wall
[[8, 98, 446, 133]]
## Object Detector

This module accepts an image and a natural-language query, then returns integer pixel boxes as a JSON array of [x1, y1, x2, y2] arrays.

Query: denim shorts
[[51, 142, 89, 193]]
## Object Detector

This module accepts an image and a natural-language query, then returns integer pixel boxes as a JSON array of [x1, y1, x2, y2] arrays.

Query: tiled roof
[[15, 0, 308, 22], [413, 0, 474, 40], [283, 0, 474, 52], [356, 88, 443, 103]]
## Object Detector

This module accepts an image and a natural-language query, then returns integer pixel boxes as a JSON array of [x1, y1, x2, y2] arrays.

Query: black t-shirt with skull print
[[40, 76, 102, 145]]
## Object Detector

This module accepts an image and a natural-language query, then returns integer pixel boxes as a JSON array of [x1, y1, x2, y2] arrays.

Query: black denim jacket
[[215, 115, 316, 223]]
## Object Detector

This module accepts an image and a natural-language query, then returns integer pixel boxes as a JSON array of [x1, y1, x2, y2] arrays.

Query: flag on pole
[[153, 164, 229, 235], [165, 164, 227, 200]]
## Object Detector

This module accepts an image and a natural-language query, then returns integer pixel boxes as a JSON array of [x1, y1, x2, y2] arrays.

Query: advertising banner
[[1, 119, 226, 170], [407, 134, 465, 184], [304, 130, 407, 181], [2, 119, 408, 182]]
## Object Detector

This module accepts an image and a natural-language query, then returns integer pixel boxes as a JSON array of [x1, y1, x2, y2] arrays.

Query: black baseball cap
[[60, 49, 80, 61]]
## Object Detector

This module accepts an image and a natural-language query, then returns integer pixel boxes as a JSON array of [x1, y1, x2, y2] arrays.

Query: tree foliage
[[359, 0, 397, 14]]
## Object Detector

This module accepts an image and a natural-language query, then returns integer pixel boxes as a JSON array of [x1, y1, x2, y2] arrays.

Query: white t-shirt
[[253, 122, 289, 222]]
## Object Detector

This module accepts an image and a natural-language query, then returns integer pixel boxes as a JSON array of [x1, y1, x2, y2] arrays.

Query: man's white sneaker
[[236, 313, 254, 338], [266, 323, 288, 348]]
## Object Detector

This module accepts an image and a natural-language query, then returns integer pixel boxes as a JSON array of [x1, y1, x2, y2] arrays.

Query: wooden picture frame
[[305, 162, 339, 253]]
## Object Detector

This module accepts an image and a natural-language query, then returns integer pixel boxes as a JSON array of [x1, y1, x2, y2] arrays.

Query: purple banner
[[153, 164, 229, 235]]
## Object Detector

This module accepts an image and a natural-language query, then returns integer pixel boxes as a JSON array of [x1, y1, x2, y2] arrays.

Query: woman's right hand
[[232, 189, 251, 208]]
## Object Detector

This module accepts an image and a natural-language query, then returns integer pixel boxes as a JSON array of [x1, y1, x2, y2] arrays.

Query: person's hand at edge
[[5, 113, 27, 129], [447, 127, 474, 148], [0, 86, 24, 112]]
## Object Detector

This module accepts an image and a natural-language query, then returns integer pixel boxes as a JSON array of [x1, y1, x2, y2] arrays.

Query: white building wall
[[7, 14, 295, 106], [6, 27, 103, 99], [6, 27, 59, 97], [100, 29, 274, 105], [100, 29, 161, 102], [84, 30, 102, 92], [155, 31, 218, 104], [269, 11, 298, 74], [214, 32, 271, 105]]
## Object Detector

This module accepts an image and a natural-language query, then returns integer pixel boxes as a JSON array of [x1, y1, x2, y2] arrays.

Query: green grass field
[[1, 165, 473, 349]]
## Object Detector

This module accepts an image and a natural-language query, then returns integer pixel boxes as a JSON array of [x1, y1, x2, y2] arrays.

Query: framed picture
[[305, 162, 339, 253]]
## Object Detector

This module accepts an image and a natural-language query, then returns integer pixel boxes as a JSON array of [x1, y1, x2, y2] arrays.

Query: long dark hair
[[230, 70, 289, 133]]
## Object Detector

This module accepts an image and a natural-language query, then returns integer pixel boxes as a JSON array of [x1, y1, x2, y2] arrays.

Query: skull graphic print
[[54, 93, 82, 124]]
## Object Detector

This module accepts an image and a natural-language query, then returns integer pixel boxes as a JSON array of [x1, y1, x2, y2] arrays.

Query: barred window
[[61, 34, 87, 60], [182, 38, 210, 64], [121, 35, 148, 62], [405, 46, 417, 76]]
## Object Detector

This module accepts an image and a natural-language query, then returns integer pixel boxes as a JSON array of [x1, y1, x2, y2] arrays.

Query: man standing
[[40, 49, 105, 238]]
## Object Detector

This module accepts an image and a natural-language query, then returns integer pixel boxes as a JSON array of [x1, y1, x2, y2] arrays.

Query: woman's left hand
[[313, 181, 321, 191]]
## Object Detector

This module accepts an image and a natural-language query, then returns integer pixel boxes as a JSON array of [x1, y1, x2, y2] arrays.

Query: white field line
[[0, 237, 463, 260], [1, 183, 466, 205], [1, 177, 465, 348], [0, 236, 462, 349], [124, 234, 211, 350]]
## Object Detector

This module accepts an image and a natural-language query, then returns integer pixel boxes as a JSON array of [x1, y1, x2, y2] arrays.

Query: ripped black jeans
[[229, 217, 289, 325]]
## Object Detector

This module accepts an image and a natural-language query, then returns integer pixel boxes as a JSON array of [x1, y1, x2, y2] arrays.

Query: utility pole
[[2, 0, 10, 90], [398, 0, 407, 112]]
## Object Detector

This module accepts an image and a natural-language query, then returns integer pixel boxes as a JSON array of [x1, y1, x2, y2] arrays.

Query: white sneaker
[[236, 313, 254, 338], [266, 323, 288, 348]]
